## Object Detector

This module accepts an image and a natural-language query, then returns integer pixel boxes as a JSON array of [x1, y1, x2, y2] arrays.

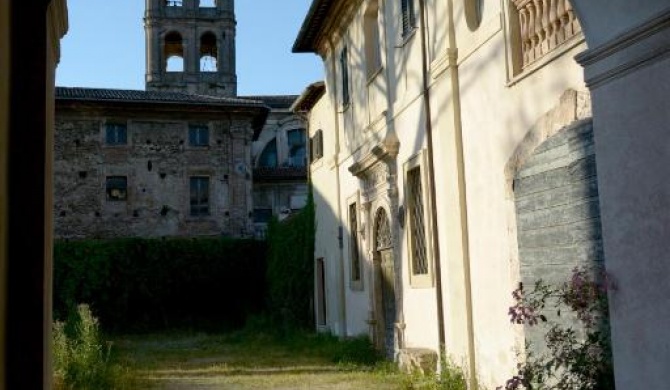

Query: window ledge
[[396, 27, 418, 48], [366, 66, 384, 85], [507, 33, 586, 87]]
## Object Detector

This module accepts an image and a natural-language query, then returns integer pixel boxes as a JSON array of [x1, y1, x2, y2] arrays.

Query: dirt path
[[114, 332, 407, 390]]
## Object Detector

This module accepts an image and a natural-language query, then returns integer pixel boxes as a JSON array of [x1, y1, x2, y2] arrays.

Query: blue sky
[[56, 0, 323, 96]]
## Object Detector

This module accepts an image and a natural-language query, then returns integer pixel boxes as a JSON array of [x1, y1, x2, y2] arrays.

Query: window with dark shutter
[[401, 0, 416, 38], [340, 46, 350, 106]]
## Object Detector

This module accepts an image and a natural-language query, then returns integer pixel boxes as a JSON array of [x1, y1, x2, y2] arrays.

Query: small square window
[[106, 176, 127, 201], [105, 123, 127, 145], [190, 176, 210, 216], [189, 125, 209, 147]]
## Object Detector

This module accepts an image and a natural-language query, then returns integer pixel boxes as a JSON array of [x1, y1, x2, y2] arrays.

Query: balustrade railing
[[512, 0, 581, 68]]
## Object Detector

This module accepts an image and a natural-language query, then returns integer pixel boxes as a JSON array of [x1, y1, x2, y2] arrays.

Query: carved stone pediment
[[348, 131, 400, 177], [348, 131, 400, 202]]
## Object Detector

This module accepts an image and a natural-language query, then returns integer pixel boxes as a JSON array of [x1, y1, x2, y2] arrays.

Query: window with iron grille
[[106, 176, 127, 202], [349, 203, 362, 284], [407, 166, 428, 275], [340, 46, 350, 106], [400, 0, 416, 38], [190, 176, 210, 216], [105, 123, 127, 145], [189, 125, 209, 147]]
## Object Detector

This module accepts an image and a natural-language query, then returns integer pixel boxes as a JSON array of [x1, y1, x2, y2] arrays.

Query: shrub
[[53, 304, 116, 389], [499, 267, 615, 390], [53, 238, 267, 332], [266, 191, 315, 331]]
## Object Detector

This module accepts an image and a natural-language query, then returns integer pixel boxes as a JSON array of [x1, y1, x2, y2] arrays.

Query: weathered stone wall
[[514, 118, 602, 347], [54, 114, 253, 239]]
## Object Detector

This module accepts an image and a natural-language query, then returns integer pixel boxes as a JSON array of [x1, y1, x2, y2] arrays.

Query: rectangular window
[[312, 130, 324, 162], [316, 258, 327, 326], [253, 208, 273, 223], [287, 128, 306, 167], [106, 176, 127, 201], [189, 125, 209, 147], [401, 0, 416, 38], [364, 1, 382, 78], [407, 166, 428, 275], [190, 176, 210, 216], [105, 123, 127, 145], [349, 203, 362, 286], [340, 46, 350, 106], [405, 152, 433, 288]]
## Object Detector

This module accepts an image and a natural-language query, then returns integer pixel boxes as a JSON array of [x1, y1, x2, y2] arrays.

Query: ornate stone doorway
[[374, 207, 396, 359]]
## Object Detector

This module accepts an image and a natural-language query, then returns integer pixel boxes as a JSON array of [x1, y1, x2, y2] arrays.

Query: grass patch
[[112, 329, 405, 389]]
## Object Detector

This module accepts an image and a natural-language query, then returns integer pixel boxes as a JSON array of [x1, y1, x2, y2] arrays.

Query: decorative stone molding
[[512, 0, 582, 68], [504, 88, 591, 197], [576, 7, 670, 89], [348, 131, 400, 177]]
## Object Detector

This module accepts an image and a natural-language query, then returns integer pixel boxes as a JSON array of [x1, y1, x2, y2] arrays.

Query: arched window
[[364, 0, 382, 78], [199, 0, 216, 7], [258, 139, 278, 168], [287, 129, 306, 167], [200, 32, 218, 72], [164, 31, 184, 72]]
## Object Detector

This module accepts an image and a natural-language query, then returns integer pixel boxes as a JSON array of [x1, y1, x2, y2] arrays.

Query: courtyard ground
[[112, 331, 414, 389]]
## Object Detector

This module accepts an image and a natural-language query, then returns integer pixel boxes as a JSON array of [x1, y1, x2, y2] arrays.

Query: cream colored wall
[[435, 1, 589, 387], [308, 0, 588, 385], [312, 0, 447, 351]]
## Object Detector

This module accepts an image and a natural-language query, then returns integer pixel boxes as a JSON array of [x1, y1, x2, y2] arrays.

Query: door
[[374, 208, 396, 359]]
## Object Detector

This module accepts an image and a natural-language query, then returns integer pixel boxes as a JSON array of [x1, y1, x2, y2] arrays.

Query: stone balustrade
[[512, 0, 582, 68]]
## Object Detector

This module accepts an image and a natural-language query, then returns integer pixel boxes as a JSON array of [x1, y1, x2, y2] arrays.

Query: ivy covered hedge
[[266, 191, 315, 331], [54, 238, 267, 332]]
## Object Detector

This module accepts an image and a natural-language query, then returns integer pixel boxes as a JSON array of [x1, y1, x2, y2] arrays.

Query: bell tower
[[144, 0, 237, 97]]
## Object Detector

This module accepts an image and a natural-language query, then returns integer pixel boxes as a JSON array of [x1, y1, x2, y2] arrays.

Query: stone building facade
[[54, 0, 307, 239], [54, 88, 267, 239], [250, 95, 308, 237]]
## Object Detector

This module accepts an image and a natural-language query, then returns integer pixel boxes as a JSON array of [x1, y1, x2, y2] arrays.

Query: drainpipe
[[444, 0, 478, 387], [418, 0, 477, 387], [326, 37, 348, 339], [416, 0, 446, 356]]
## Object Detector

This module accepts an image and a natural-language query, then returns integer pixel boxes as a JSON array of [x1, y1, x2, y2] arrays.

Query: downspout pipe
[[416, 0, 446, 354], [418, 0, 478, 387], [444, 0, 478, 387]]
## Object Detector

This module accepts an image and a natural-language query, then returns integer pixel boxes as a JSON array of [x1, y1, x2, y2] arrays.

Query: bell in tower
[[144, 0, 237, 97]]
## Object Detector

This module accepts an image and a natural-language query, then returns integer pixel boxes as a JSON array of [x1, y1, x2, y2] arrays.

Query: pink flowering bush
[[499, 267, 615, 390]]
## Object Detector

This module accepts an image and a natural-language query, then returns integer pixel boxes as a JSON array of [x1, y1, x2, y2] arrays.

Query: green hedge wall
[[54, 238, 267, 332], [266, 191, 315, 331]]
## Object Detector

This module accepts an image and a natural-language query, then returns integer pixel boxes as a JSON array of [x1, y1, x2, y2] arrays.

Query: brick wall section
[[514, 119, 603, 347], [54, 113, 254, 239]]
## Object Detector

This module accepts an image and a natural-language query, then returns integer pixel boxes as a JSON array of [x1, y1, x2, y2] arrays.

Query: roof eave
[[292, 0, 334, 54]]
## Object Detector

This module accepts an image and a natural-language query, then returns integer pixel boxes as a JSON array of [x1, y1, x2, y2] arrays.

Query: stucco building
[[293, 0, 603, 387]]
